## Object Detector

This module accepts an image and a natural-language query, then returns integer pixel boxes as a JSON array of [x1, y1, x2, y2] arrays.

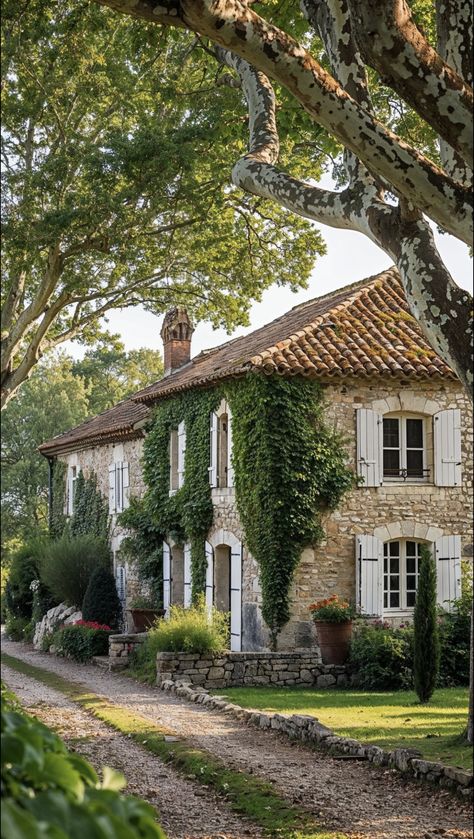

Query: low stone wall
[[156, 651, 349, 689], [160, 679, 473, 798], [109, 633, 146, 668]]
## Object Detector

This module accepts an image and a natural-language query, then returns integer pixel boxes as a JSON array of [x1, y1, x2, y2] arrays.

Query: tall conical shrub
[[81, 566, 122, 630], [413, 545, 440, 703]]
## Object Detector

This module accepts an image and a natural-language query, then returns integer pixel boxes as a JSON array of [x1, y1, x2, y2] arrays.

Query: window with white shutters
[[163, 542, 171, 618], [177, 421, 186, 489], [383, 540, 422, 610], [209, 403, 234, 489], [109, 462, 130, 513], [356, 535, 383, 615], [434, 409, 462, 487], [382, 415, 428, 482], [435, 535, 461, 611], [356, 409, 383, 487], [169, 429, 179, 494], [67, 466, 77, 516], [209, 412, 218, 488]]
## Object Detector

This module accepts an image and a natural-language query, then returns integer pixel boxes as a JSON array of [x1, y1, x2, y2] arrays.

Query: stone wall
[[155, 651, 349, 689], [108, 632, 146, 668]]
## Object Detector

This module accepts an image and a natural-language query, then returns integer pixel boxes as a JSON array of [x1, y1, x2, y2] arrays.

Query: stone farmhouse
[[39, 267, 472, 651]]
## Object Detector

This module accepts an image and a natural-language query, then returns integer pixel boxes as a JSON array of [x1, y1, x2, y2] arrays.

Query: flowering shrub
[[53, 621, 113, 662], [309, 595, 355, 623]]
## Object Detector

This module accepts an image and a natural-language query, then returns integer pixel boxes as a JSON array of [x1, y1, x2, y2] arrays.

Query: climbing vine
[[68, 471, 109, 541], [227, 374, 356, 648]]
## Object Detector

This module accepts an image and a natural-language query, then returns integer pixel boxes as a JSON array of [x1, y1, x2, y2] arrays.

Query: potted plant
[[309, 595, 355, 665], [127, 596, 165, 633]]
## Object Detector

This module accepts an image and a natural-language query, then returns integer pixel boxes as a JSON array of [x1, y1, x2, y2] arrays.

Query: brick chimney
[[160, 307, 194, 376]]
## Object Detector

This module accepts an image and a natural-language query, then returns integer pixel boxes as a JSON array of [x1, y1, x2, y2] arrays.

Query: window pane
[[406, 449, 423, 477], [390, 557, 399, 573], [406, 591, 416, 607], [384, 557, 388, 573], [390, 592, 400, 608], [406, 556, 416, 573], [383, 418, 399, 448], [389, 575, 399, 589], [406, 541, 416, 556], [383, 543, 388, 557], [389, 542, 400, 557], [383, 450, 400, 476], [406, 419, 423, 448], [384, 593, 388, 608], [406, 574, 416, 589]]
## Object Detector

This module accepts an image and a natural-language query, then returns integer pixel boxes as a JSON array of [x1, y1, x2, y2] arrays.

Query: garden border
[[158, 677, 473, 798]]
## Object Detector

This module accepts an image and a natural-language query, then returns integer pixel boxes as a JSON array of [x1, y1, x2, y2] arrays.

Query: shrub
[[413, 546, 440, 703], [349, 620, 414, 690], [81, 566, 122, 629], [1, 685, 165, 838], [39, 534, 110, 607], [53, 621, 113, 662], [5, 615, 29, 642], [4, 538, 48, 620], [41, 631, 55, 652], [149, 596, 229, 654], [438, 592, 471, 687]]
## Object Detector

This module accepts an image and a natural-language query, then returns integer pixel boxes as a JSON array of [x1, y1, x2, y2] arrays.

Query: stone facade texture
[[57, 376, 472, 652]]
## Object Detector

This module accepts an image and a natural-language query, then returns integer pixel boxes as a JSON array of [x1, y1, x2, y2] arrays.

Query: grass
[[1, 652, 347, 839], [211, 685, 472, 770]]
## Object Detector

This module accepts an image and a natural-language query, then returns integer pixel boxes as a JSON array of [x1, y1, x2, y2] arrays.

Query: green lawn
[[213, 686, 472, 770]]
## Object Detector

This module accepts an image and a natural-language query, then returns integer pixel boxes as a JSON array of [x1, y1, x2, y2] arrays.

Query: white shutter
[[163, 542, 171, 618], [115, 565, 126, 603], [184, 543, 192, 608], [230, 542, 242, 651], [177, 421, 186, 489], [434, 409, 461, 487], [435, 535, 461, 611], [205, 541, 214, 615], [122, 462, 130, 509], [356, 409, 383, 487], [227, 409, 234, 487], [65, 472, 71, 516], [108, 464, 116, 514], [356, 535, 383, 616], [209, 412, 218, 488]]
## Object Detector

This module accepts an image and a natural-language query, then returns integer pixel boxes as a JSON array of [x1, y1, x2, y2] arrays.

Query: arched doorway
[[206, 533, 242, 651]]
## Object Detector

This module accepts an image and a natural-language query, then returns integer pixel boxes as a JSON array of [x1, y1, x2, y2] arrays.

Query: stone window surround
[[368, 391, 455, 487]]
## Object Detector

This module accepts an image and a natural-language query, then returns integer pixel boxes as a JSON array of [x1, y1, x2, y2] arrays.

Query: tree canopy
[[1, 0, 322, 407], [93, 0, 472, 394]]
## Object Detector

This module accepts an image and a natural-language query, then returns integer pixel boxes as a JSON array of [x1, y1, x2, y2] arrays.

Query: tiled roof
[[38, 398, 149, 456], [134, 266, 454, 404]]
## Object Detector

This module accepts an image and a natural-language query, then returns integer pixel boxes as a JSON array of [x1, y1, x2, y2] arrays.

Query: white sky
[[67, 214, 472, 362]]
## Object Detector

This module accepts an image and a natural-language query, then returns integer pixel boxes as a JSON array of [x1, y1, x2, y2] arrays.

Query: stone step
[[92, 656, 129, 672]]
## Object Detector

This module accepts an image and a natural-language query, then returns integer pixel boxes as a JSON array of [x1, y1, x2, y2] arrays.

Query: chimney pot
[[161, 307, 194, 376]]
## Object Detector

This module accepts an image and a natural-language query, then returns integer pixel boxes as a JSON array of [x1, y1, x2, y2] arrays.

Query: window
[[169, 421, 185, 495], [209, 402, 234, 488], [67, 466, 77, 515], [108, 462, 129, 513], [383, 540, 421, 610], [383, 415, 427, 481]]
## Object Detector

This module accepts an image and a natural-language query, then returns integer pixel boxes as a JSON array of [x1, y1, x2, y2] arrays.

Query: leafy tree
[[94, 0, 472, 394], [72, 335, 164, 414], [82, 566, 122, 628], [0, 0, 321, 407], [413, 546, 440, 704], [1, 354, 90, 554]]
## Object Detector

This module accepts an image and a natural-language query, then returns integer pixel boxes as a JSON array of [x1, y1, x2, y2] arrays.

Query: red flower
[[73, 620, 112, 631]]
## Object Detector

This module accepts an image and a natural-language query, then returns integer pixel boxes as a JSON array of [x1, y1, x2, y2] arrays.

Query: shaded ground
[[2, 639, 473, 839]]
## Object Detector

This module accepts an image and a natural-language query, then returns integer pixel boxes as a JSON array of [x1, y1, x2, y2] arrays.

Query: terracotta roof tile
[[39, 398, 149, 456]]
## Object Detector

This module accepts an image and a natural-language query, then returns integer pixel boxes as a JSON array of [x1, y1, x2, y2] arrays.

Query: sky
[[67, 208, 472, 362]]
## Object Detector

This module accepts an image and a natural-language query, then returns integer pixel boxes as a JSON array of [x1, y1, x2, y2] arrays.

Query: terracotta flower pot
[[128, 608, 165, 633], [314, 620, 353, 665]]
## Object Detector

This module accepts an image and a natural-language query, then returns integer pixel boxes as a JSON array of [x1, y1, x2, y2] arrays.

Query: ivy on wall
[[50, 463, 109, 542], [227, 374, 356, 648], [118, 496, 164, 604]]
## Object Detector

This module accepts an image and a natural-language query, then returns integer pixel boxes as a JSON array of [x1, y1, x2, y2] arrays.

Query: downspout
[[47, 456, 54, 534]]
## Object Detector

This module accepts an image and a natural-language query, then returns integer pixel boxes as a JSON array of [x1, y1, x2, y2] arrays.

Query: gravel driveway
[[2, 639, 472, 839]]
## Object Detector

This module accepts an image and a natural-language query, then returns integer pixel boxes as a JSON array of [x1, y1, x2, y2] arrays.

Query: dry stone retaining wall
[[160, 678, 473, 798], [155, 651, 349, 689]]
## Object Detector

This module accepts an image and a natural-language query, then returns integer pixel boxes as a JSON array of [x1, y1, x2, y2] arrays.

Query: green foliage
[[228, 374, 356, 646], [413, 546, 440, 703], [1, 686, 165, 838], [39, 535, 110, 607], [309, 595, 355, 623], [50, 460, 68, 540], [147, 596, 229, 654], [438, 593, 472, 687], [350, 621, 414, 690], [5, 616, 29, 642], [53, 624, 113, 662], [82, 567, 122, 629], [4, 539, 47, 620], [1, 355, 90, 549], [68, 471, 110, 541], [2, 0, 322, 402], [118, 497, 164, 606]]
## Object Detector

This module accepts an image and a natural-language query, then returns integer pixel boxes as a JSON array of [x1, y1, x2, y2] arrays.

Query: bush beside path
[[1, 637, 472, 839]]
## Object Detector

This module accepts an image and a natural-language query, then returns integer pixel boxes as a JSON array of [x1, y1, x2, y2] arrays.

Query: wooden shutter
[[227, 409, 234, 487], [115, 565, 126, 603], [122, 462, 130, 509], [209, 412, 218, 488], [177, 421, 186, 489], [108, 464, 116, 514], [356, 409, 383, 487], [434, 409, 461, 487], [356, 535, 383, 616], [183, 543, 192, 608], [163, 542, 171, 618], [65, 472, 71, 516], [230, 542, 242, 651], [435, 535, 461, 611], [205, 541, 214, 614]]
